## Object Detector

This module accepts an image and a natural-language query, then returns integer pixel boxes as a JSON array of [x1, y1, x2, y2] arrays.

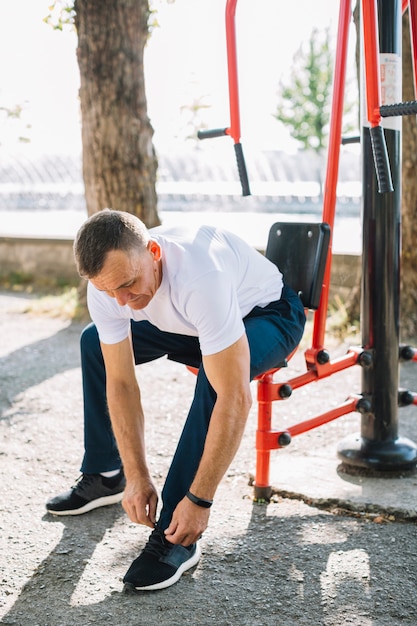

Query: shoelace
[[143, 529, 172, 559], [72, 473, 96, 494]]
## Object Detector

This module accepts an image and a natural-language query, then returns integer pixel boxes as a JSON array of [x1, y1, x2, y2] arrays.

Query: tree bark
[[401, 9, 417, 339], [74, 0, 160, 227]]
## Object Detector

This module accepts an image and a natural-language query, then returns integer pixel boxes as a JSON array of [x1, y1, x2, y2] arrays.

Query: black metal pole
[[338, 0, 417, 470]]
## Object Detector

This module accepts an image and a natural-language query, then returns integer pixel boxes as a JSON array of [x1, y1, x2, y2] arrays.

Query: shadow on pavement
[[3, 497, 416, 626], [0, 321, 83, 420]]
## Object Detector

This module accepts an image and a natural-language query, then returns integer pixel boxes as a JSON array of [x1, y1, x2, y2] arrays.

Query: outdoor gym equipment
[[197, 0, 250, 196], [197, 0, 417, 500]]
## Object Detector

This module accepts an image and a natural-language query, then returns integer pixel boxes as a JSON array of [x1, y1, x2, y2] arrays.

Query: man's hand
[[122, 476, 158, 528], [164, 497, 210, 546]]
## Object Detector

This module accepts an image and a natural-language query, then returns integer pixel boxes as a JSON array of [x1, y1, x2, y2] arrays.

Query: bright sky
[[0, 0, 351, 155]]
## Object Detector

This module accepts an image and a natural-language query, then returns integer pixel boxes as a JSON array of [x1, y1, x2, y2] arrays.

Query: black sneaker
[[123, 527, 201, 592], [46, 470, 125, 516]]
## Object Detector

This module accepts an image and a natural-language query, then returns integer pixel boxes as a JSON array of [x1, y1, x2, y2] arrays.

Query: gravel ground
[[1, 290, 417, 626]]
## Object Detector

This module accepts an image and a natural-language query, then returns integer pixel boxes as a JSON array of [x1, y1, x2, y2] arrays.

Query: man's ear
[[148, 240, 161, 260]]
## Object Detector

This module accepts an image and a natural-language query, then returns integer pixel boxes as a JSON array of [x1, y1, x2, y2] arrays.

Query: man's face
[[90, 241, 162, 310]]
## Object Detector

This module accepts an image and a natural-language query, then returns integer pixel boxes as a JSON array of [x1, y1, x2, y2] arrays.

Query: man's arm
[[100, 337, 158, 528], [165, 332, 252, 546]]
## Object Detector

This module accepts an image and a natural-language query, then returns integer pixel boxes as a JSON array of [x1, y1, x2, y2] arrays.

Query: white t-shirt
[[87, 224, 283, 356]]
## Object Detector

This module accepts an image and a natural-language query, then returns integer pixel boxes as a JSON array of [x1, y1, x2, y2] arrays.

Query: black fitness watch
[[186, 490, 213, 508]]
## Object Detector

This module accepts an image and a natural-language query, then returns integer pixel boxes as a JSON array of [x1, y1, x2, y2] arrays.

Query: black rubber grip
[[234, 142, 251, 196], [341, 135, 360, 145], [197, 128, 228, 140], [380, 100, 417, 117], [369, 125, 394, 194]]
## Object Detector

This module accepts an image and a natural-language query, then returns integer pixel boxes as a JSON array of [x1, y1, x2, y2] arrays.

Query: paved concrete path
[[1, 285, 416, 626]]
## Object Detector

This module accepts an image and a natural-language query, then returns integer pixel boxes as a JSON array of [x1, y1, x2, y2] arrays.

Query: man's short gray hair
[[74, 209, 150, 278]]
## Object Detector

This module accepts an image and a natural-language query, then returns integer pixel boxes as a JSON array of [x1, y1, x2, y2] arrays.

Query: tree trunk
[[401, 9, 417, 339], [74, 0, 160, 228]]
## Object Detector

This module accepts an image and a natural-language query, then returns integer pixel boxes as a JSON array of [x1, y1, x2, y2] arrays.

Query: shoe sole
[[46, 491, 124, 516], [123, 542, 202, 592]]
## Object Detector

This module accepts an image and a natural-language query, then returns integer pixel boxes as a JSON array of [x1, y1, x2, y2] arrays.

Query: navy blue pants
[[79, 285, 305, 529]]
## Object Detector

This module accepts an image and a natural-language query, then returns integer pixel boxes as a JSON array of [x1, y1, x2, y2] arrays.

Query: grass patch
[[298, 296, 361, 352], [327, 294, 361, 343], [0, 271, 36, 291], [0, 272, 89, 321], [22, 287, 82, 320], [23, 286, 90, 321], [0, 271, 79, 293]]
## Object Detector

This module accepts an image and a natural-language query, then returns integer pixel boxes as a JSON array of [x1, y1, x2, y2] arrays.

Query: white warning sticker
[[380, 52, 402, 131]]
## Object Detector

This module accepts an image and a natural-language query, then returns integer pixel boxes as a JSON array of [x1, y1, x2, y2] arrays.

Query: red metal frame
[[196, 0, 417, 496], [362, 0, 383, 128], [313, 0, 352, 349], [254, 0, 359, 494], [253, 0, 417, 495], [225, 0, 241, 144]]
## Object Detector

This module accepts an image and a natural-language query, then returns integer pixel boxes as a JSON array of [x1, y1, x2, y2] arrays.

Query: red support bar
[[312, 0, 352, 349], [304, 347, 360, 375], [254, 448, 272, 488], [287, 397, 359, 437], [258, 349, 360, 402], [256, 397, 359, 451], [225, 0, 241, 143], [268, 370, 317, 400], [362, 0, 383, 127]]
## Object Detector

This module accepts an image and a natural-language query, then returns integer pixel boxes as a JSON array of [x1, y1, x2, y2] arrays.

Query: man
[[46, 209, 305, 591]]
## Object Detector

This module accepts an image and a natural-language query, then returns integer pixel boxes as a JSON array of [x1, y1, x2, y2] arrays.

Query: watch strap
[[186, 490, 213, 508]]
